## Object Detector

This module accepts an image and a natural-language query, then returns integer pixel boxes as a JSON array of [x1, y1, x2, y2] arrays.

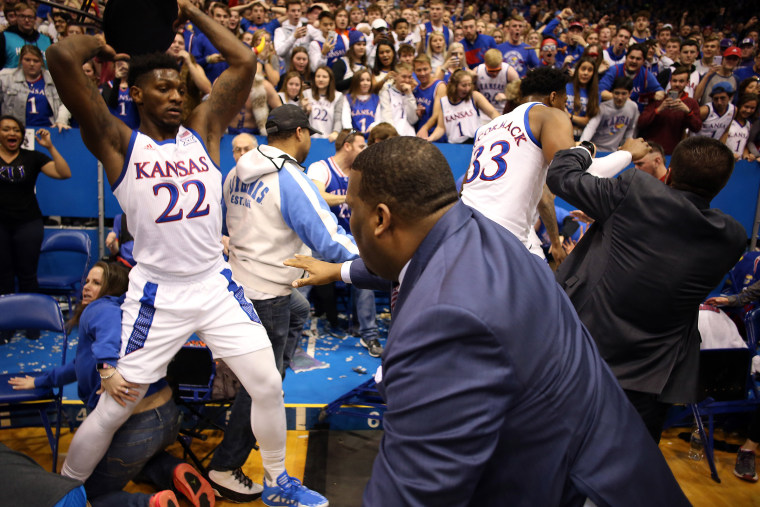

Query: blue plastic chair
[[690, 308, 760, 483], [0, 294, 69, 472], [37, 230, 92, 315]]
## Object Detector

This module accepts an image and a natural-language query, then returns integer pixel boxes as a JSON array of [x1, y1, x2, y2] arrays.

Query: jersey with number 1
[[460, 101, 546, 255], [112, 126, 223, 277]]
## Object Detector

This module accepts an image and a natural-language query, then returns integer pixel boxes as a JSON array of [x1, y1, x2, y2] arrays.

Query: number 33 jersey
[[112, 126, 223, 277], [460, 102, 546, 253]]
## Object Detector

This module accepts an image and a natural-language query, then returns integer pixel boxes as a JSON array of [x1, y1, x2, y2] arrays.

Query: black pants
[[0, 218, 44, 295], [624, 389, 671, 444]]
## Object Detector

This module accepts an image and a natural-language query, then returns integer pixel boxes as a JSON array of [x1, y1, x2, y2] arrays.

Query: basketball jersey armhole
[[523, 103, 542, 148], [111, 130, 138, 192], [184, 126, 220, 172]]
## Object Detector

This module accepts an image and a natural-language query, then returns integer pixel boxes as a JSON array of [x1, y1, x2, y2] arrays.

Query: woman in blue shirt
[[9, 262, 214, 507], [566, 56, 600, 140], [346, 69, 379, 136]]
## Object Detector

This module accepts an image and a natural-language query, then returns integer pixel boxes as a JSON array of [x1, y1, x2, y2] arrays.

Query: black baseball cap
[[266, 105, 321, 135]]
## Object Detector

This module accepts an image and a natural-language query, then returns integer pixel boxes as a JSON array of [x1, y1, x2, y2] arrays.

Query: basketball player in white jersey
[[46, 2, 327, 506], [693, 83, 735, 139], [461, 67, 639, 264]]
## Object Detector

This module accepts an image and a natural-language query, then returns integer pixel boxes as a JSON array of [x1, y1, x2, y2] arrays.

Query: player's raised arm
[[46, 35, 132, 183], [182, 0, 255, 158]]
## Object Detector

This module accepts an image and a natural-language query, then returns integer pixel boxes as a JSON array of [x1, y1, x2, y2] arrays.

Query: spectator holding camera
[[638, 66, 702, 154]]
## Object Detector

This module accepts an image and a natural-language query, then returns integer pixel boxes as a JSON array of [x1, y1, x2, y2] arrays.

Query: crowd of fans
[[0, 0, 757, 153], [2, 0, 760, 504]]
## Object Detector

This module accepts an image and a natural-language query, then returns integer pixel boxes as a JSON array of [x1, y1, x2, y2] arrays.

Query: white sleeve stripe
[[283, 164, 359, 255]]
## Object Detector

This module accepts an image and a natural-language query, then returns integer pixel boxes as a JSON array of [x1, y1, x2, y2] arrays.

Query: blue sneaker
[[262, 471, 328, 507]]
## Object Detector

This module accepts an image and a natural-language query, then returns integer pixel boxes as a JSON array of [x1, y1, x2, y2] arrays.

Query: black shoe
[[23, 329, 40, 340], [0, 330, 13, 345], [360, 337, 384, 358], [207, 468, 263, 502]]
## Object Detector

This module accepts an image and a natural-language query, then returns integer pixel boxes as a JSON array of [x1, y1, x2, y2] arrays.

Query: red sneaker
[[149, 490, 179, 507], [173, 463, 216, 507]]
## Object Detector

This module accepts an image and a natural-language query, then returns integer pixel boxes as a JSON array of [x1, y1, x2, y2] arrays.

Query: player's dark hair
[[520, 67, 567, 98], [611, 76, 633, 92], [352, 137, 457, 222], [128, 52, 180, 88], [669, 137, 735, 201]]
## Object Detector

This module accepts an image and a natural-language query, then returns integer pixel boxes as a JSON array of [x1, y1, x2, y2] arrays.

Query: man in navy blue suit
[[288, 136, 688, 506]]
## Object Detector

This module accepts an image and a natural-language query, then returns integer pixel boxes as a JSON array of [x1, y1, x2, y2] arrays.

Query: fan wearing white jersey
[[692, 83, 735, 139], [302, 65, 349, 142], [420, 69, 499, 143], [377, 61, 418, 136], [474, 49, 519, 112], [46, 1, 327, 506], [460, 67, 637, 265], [720, 93, 758, 161]]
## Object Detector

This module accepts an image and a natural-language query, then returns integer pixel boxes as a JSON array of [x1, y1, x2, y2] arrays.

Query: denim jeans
[[208, 295, 290, 471], [283, 288, 310, 375], [85, 398, 183, 507], [353, 287, 378, 341]]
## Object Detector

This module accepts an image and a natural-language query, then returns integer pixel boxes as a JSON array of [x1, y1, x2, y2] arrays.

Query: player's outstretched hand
[[284, 254, 343, 287], [97, 370, 140, 407], [8, 375, 36, 390], [704, 296, 729, 307]]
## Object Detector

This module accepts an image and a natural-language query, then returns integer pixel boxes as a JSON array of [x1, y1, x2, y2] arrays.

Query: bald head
[[232, 133, 257, 162]]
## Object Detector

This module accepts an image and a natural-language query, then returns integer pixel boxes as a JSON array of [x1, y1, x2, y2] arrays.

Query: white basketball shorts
[[116, 260, 271, 384]]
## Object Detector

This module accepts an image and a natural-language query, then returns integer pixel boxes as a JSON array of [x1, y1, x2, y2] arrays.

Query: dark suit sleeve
[[349, 258, 392, 292], [546, 148, 631, 223], [363, 305, 516, 506]]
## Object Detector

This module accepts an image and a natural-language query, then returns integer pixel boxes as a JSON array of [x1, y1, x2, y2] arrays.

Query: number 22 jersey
[[112, 126, 223, 277]]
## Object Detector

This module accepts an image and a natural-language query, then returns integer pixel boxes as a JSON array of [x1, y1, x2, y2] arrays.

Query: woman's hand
[[35, 129, 53, 149], [97, 370, 140, 407], [8, 375, 36, 390]]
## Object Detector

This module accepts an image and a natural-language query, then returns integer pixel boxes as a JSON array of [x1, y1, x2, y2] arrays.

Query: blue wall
[[34, 130, 759, 236]]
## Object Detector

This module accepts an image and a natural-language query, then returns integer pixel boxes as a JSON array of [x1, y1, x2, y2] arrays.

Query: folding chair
[[167, 341, 235, 473], [37, 230, 92, 315], [0, 294, 69, 472], [318, 377, 385, 423], [689, 308, 760, 483]]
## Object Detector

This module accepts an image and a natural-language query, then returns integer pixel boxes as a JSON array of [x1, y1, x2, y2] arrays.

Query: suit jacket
[[361, 201, 688, 507], [548, 148, 746, 403]]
